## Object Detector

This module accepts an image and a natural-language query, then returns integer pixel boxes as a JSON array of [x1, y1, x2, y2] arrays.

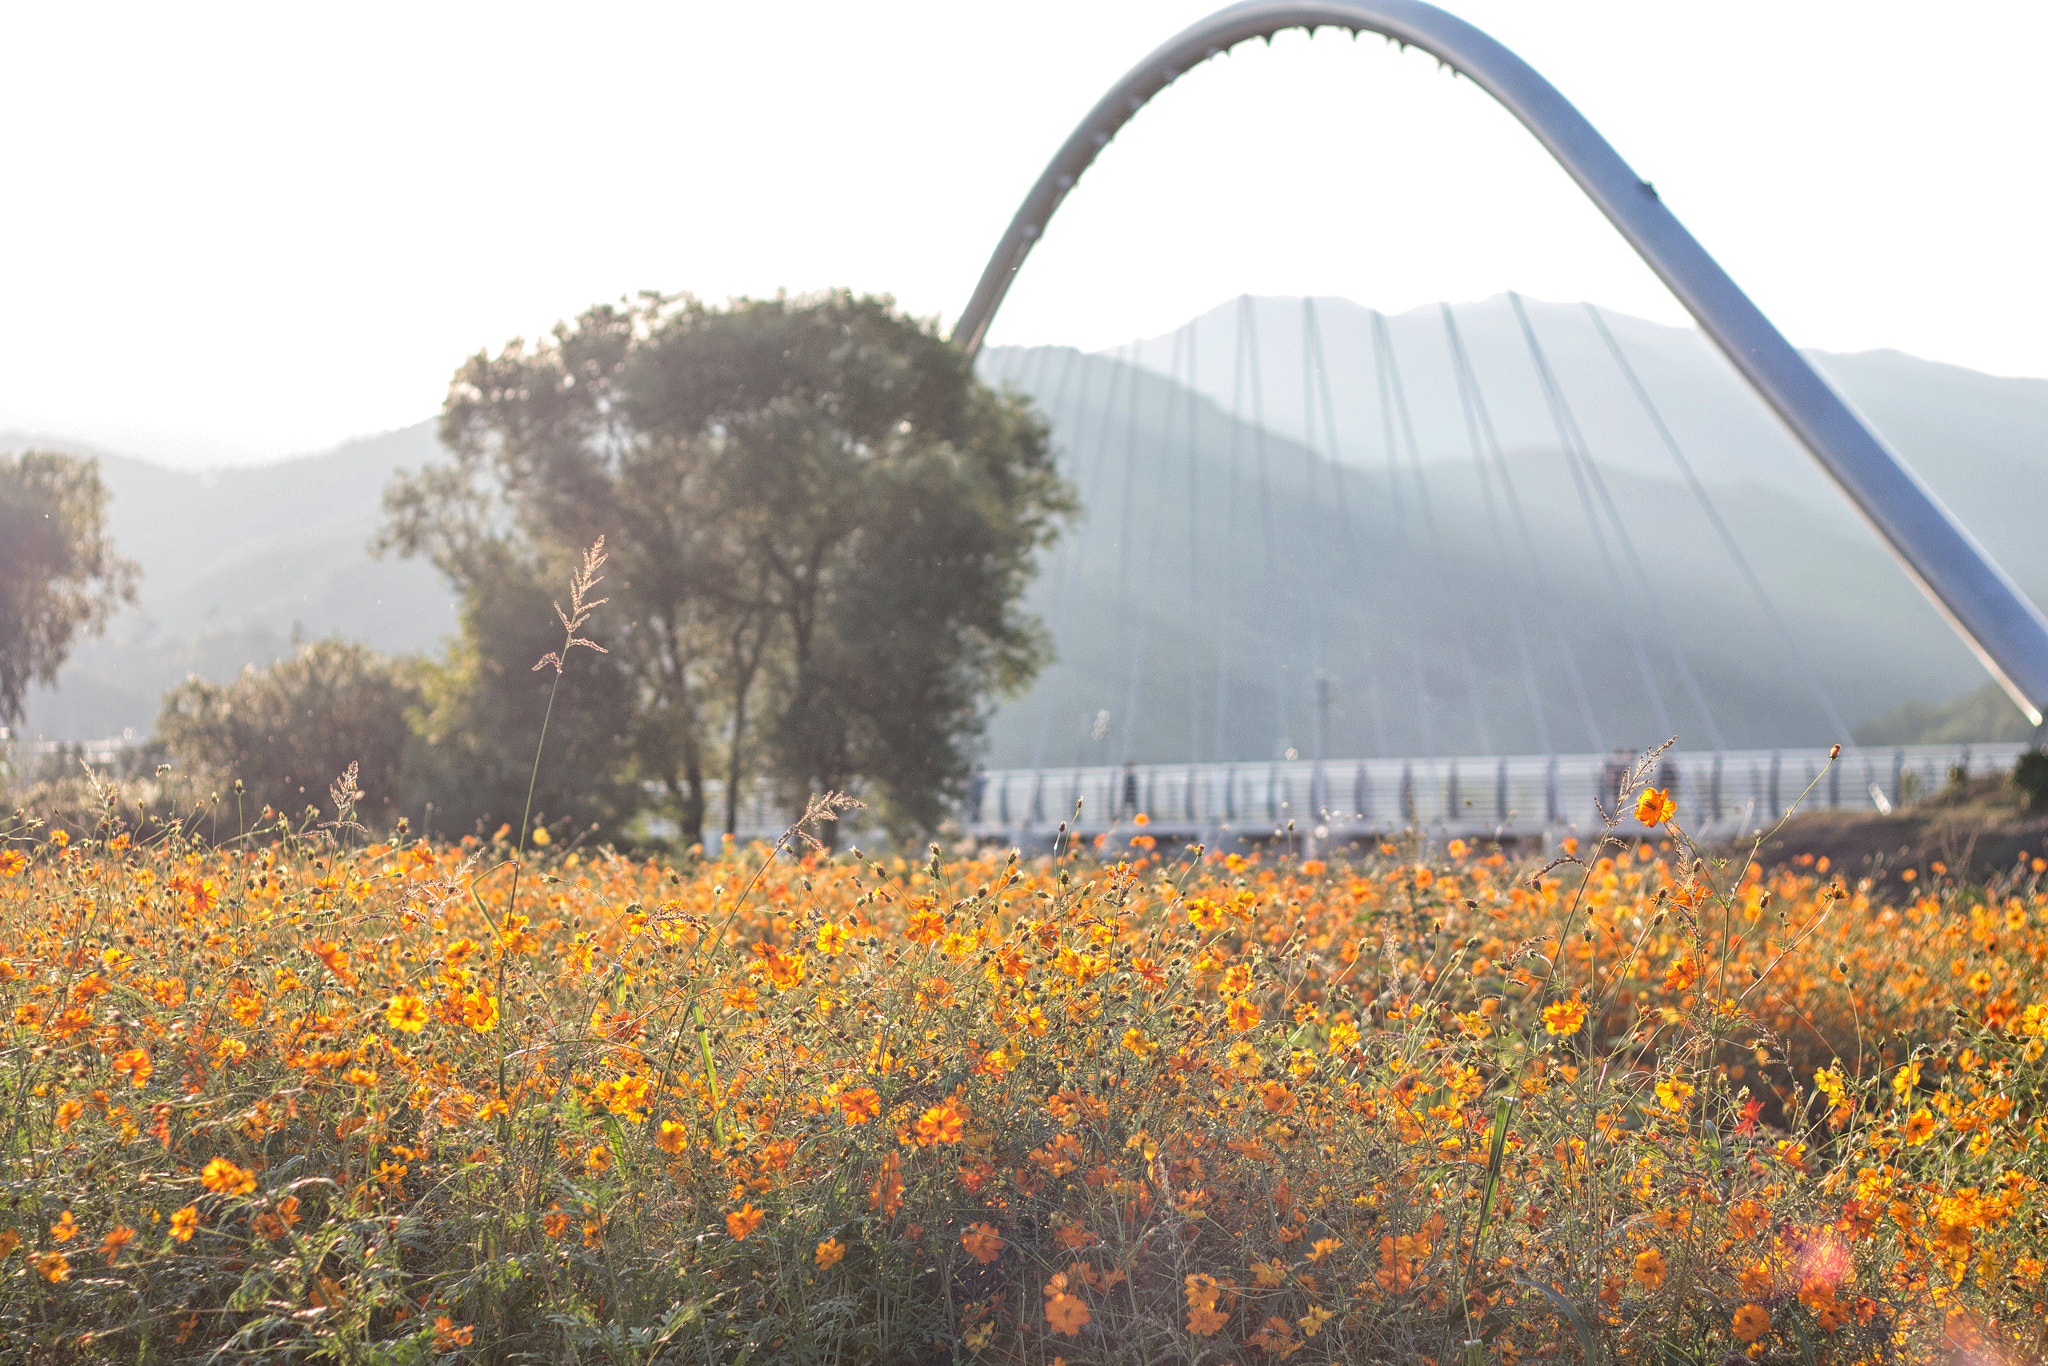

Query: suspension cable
[[1369, 311, 1438, 759], [1025, 347, 1102, 774], [1371, 309, 1497, 754], [1584, 303, 1854, 746], [1514, 294, 1727, 751], [1439, 305, 1554, 755], [1184, 320, 1205, 762], [1510, 292, 1677, 742], [1119, 325, 1186, 766], [1305, 314, 1390, 757], [1299, 300, 1331, 768], [1442, 306, 1604, 751], [1242, 297, 1290, 756]]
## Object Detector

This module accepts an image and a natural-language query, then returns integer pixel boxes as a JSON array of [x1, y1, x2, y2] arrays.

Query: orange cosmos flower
[[50, 1210, 79, 1242], [1661, 954, 1699, 991], [434, 1318, 475, 1349], [725, 1204, 765, 1241], [1633, 1247, 1666, 1289], [384, 995, 429, 1033], [961, 1222, 1004, 1265], [202, 1158, 257, 1196], [1542, 995, 1589, 1035], [112, 1048, 152, 1087], [36, 1251, 69, 1282], [816, 1237, 847, 1269], [914, 1100, 964, 1147], [1227, 998, 1262, 1032], [1903, 1110, 1937, 1145], [169, 1206, 199, 1241], [0, 849, 25, 876], [1731, 1304, 1771, 1342], [656, 1120, 687, 1155], [838, 1088, 881, 1124], [99, 1225, 134, 1264], [1635, 788, 1677, 826], [1045, 1292, 1091, 1336]]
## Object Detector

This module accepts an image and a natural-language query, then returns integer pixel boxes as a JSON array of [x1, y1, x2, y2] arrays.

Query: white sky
[[3, 1, 2043, 467]]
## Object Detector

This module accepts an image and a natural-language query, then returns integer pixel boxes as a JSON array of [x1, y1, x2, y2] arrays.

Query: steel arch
[[955, 0, 2048, 727]]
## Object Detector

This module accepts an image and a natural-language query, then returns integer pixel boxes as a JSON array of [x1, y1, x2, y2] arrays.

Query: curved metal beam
[[956, 0, 2048, 727]]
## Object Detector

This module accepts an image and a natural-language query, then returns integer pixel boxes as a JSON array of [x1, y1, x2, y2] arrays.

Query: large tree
[[0, 450, 139, 728], [381, 291, 1071, 846]]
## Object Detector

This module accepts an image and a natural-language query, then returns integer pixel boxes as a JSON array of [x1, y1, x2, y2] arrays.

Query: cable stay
[[1024, 347, 1110, 780], [1119, 326, 1186, 766], [1370, 309, 1497, 755], [1509, 292, 1678, 743], [1583, 304, 1855, 749], [1304, 312, 1390, 758], [1367, 311, 1444, 759], [1441, 307, 1605, 751], [1211, 313, 1248, 764], [1297, 301, 1331, 774], [1512, 293, 1727, 752], [1438, 305, 1554, 756], [1182, 322, 1206, 763], [1240, 296, 1292, 758]]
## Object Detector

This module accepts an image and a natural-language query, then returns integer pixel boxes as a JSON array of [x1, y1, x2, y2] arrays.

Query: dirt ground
[[1740, 773, 2047, 886]]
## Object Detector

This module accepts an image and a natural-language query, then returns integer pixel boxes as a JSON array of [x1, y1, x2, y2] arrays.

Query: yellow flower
[[656, 1120, 687, 1155], [1654, 1077, 1694, 1112], [384, 994, 429, 1033], [529, 825, 551, 846], [169, 1206, 199, 1241], [815, 1236, 846, 1269]]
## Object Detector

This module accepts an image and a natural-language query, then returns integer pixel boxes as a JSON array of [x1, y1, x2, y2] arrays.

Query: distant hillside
[[5, 424, 455, 741], [1853, 682, 2040, 747], [1102, 296, 2048, 610], [977, 304, 2047, 765], [11, 296, 2046, 762]]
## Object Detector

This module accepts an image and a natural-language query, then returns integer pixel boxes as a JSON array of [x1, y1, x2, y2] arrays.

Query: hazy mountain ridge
[[10, 296, 2044, 758], [6, 423, 454, 741]]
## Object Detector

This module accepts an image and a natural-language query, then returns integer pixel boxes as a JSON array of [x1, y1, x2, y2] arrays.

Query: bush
[[2015, 747, 2048, 812], [156, 638, 420, 831]]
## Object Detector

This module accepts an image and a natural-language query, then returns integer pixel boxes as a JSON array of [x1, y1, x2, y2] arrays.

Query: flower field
[[2, 774, 2045, 1363]]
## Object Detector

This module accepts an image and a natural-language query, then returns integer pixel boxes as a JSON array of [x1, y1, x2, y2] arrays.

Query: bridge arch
[[955, 0, 2048, 726]]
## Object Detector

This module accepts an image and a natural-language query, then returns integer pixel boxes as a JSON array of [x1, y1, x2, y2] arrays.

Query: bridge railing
[[959, 743, 2034, 844]]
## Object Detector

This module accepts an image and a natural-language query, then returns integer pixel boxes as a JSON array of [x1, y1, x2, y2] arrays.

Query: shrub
[[2015, 746, 2048, 812], [156, 638, 419, 830]]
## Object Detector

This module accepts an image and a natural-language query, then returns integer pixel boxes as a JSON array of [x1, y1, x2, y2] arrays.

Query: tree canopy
[[380, 290, 1072, 845], [0, 450, 139, 728]]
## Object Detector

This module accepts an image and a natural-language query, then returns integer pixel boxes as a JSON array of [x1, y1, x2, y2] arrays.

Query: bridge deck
[[959, 743, 2032, 848]]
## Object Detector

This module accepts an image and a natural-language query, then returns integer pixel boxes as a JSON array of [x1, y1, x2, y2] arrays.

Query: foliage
[[156, 639, 421, 831], [2015, 748, 2048, 813], [0, 450, 139, 727], [1852, 680, 2039, 747], [1, 759, 2045, 1363], [402, 546, 640, 846], [380, 290, 1072, 847]]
